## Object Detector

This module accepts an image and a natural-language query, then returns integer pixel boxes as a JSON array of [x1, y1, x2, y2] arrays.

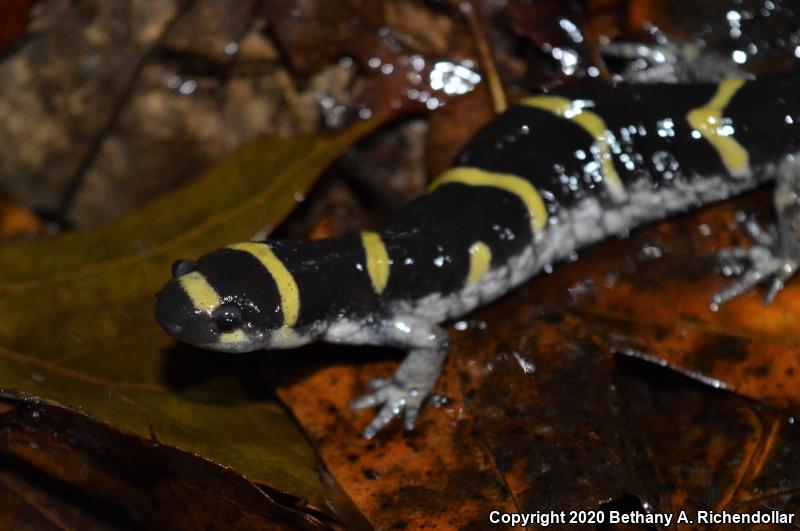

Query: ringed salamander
[[155, 77, 800, 438]]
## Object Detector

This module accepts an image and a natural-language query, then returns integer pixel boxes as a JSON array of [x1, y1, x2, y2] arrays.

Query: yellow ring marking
[[179, 271, 220, 314], [226, 242, 300, 327], [521, 95, 627, 202], [467, 241, 492, 286], [429, 167, 548, 232], [360, 231, 390, 294], [220, 330, 247, 344], [686, 78, 750, 177]]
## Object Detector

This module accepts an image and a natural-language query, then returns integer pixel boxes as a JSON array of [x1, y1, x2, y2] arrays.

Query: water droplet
[[166, 75, 182, 89], [641, 245, 662, 258], [179, 80, 197, 95], [394, 321, 412, 334], [429, 61, 481, 95], [512, 352, 536, 374], [558, 18, 584, 44], [425, 97, 440, 110]]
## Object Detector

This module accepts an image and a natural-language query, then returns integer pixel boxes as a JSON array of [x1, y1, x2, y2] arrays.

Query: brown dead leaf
[[265, 0, 490, 119], [531, 190, 800, 412], [0, 191, 45, 242], [0, 0, 31, 54], [0, 1, 355, 227], [425, 84, 495, 178], [0, 399, 330, 530], [624, 0, 800, 76], [276, 184, 800, 526], [276, 342, 516, 529], [0, 453, 133, 531]]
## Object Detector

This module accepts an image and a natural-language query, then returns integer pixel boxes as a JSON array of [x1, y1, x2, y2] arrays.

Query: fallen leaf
[[0, 0, 31, 54], [625, 0, 800, 75], [265, 0, 486, 118], [0, 1, 357, 228], [276, 183, 800, 525], [0, 399, 338, 530], [531, 191, 800, 412], [0, 191, 45, 242], [0, 117, 381, 524], [425, 84, 495, 178]]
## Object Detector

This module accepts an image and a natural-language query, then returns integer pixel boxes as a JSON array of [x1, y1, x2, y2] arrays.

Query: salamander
[[154, 76, 800, 438]]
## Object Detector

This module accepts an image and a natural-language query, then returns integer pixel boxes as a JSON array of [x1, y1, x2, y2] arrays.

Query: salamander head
[[154, 246, 309, 352]]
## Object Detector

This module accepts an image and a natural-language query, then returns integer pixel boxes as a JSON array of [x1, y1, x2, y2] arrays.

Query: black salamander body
[[155, 77, 800, 438]]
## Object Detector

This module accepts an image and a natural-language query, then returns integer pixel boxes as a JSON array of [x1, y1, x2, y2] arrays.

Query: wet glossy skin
[[155, 76, 800, 437]]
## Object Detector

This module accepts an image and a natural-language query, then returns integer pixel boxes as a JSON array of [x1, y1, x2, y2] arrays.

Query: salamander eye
[[214, 304, 242, 332], [171, 259, 197, 278]]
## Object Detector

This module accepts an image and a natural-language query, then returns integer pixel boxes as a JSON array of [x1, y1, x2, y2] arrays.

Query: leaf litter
[[0, 118, 381, 527], [3, 0, 800, 528]]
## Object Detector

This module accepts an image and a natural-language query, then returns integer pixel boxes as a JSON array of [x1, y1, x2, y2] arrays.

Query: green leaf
[[0, 118, 381, 512]]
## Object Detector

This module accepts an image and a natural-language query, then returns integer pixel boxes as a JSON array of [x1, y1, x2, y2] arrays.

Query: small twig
[[274, 68, 306, 126], [149, 423, 159, 444], [458, 0, 506, 114], [720, 411, 782, 509]]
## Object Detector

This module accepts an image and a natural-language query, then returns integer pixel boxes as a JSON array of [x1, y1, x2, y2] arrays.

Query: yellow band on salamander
[[686, 78, 750, 177], [467, 241, 491, 286], [179, 271, 220, 314], [360, 231, 391, 294], [521, 95, 627, 202], [429, 167, 549, 232], [226, 242, 300, 327]]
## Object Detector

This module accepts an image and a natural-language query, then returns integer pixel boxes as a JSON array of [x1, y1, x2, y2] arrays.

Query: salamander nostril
[[171, 259, 197, 278], [154, 281, 188, 338]]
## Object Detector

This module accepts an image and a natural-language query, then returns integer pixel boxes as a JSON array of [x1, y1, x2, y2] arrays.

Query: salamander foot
[[351, 377, 428, 439], [711, 214, 798, 306], [343, 317, 449, 439]]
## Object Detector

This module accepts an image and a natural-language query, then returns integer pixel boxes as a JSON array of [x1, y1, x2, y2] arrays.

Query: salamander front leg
[[712, 161, 800, 306], [345, 317, 449, 439]]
